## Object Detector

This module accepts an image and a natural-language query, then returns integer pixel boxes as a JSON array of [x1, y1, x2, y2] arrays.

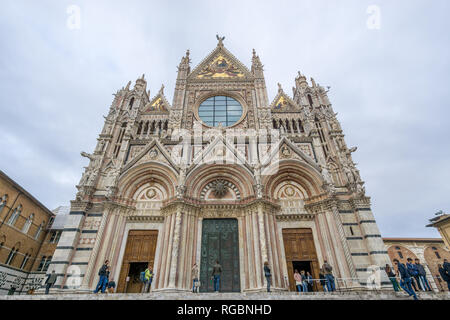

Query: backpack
[[140, 271, 146, 282]]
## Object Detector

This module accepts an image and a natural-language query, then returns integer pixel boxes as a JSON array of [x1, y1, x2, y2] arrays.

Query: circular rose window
[[198, 95, 243, 127]]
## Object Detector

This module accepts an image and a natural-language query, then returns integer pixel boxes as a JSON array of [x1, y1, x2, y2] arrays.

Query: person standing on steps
[[394, 258, 418, 300], [319, 268, 327, 292], [45, 270, 58, 294], [414, 259, 431, 291], [322, 260, 336, 292], [300, 270, 308, 292], [294, 269, 302, 293], [444, 259, 450, 274], [211, 260, 222, 293], [192, 263, 199, 293], [94, 260, 110, 294], [306, 271, 313, 292], [406, 258, 422, 292], [263, 261, 272, 292], [385, 264, 399, 292], [143, 265, 154, 293], [438, 263, 450, 291]]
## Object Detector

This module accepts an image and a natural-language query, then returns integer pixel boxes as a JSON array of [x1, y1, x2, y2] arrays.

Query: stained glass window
[[198, 96, 243, 127]]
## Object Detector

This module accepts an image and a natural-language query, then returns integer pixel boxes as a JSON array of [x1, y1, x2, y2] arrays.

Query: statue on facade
[[104, 164, 121, 197], [216, 34, 225, 46], [320, 164, 332, 184], [253, 162, 263, 198], [343, 164, 355, 184], [176, 166, 187, 198]]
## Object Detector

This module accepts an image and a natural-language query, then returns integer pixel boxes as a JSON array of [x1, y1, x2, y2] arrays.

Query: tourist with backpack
[[144, 266, 154, 293]]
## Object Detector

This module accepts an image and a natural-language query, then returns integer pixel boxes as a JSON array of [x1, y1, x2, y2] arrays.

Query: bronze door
[[282, 228, 320, 291], [200, 219, 240, 292], [117, 230, 158, 293]]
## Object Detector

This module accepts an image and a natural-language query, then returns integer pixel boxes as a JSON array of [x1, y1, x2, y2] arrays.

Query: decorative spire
[[277, 83, 283, 92], [159, 84, 165, 95], [177, 49, 191, 79], [295, 71, 308, 88], [251, 48, 264, 77]]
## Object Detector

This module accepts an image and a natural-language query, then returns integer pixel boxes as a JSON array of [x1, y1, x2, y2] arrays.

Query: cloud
[[0, 0, 449, 238]]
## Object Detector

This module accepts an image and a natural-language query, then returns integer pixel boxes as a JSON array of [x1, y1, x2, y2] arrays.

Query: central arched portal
[[200, 218, 240, 292]]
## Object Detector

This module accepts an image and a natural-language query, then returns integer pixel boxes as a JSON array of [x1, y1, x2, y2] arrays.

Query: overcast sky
[[0, 1, 449, 238]]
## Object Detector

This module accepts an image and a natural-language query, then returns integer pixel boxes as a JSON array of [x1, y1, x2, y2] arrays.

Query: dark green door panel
[[200, 219, 240, 292]]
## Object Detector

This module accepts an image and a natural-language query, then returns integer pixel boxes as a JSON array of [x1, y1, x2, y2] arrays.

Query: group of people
[[292, 261, 336, 293], [387, 258, 450, 300], [93, 260, 116, 294], [189, 260, 337, 294], [49, 257, 450, 297], [190, 260, 222, 293], [293, 270, 313, 292]]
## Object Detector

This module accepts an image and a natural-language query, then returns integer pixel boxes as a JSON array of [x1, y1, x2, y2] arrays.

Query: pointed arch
[[22, 213, 34, 234], [7, 204, 22, 226]]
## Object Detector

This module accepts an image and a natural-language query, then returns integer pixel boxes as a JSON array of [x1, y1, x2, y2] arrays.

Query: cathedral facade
[[51, 38, 391, 293]]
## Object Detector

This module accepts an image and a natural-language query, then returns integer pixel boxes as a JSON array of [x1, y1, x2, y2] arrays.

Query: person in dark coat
[[394, 259, 418, 300], [45, 270, 58, 294], [438, 263, 450, 291], [306, 272, 313, 292], [94, 260, 110, 293], [263, 261, 272, 292], [406, 258, 422, 291], [444, 259, 450, 275], [414, 259, 431, 291]]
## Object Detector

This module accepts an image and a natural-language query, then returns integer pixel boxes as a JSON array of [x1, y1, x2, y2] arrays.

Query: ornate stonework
[[53, 37, 392, 294]]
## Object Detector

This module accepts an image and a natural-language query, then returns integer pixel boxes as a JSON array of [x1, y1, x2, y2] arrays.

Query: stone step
[[2, 291, 449, 300]]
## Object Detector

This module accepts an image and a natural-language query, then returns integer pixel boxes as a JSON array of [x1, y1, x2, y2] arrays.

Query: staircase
[[2, 291, 449, 300]]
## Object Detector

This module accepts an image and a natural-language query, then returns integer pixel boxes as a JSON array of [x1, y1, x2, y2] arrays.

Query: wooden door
[[117, 230, 158, 293], [282, 228, 320, 291]]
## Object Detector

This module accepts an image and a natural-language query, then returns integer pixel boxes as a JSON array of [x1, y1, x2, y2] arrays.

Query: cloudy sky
[[0, 1, 449, 238]]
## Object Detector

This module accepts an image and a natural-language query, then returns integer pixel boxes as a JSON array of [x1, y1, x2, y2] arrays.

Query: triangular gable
[[270, 86, 299, 112], [189, 45, 253, 80], [261, 136, 320, 172], [121, 139, 179, 175], [142, 87, 171, 113], [187, 135, 253, 175]]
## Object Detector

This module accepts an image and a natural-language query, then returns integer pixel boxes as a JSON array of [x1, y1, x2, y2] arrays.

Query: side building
[[0, 170, 64, 295]]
